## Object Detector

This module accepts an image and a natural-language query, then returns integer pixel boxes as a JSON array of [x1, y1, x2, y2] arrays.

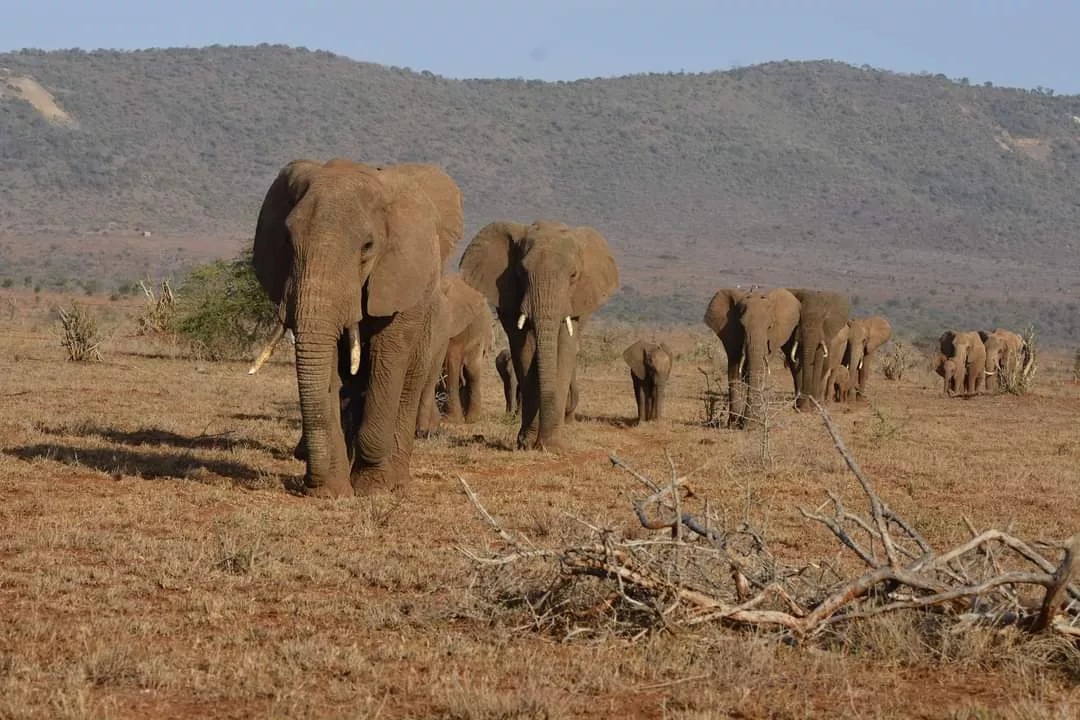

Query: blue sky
[[3, 0, 1078, 93]]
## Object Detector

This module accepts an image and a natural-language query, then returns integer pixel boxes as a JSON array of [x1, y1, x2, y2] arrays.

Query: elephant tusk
[[347, 324, 361, 375], [820, 341, 828, 359], [789, 340, 799, 363], [857, 359, 863, 371], [984, 370, 996, 376], [564, 316, 573, 337], [516, 313, 527, 330], [764, 353, 771, 376], [248, 323, 286, 375]]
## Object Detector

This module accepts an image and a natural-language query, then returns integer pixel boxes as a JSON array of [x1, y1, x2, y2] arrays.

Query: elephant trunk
[[745, 336, 768, 423], [292, 267, 356, 495], [535, 316, 567, 450]]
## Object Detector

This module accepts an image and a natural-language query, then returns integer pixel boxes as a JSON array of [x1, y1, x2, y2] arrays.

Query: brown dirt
[[0, 309, 1077, 719]]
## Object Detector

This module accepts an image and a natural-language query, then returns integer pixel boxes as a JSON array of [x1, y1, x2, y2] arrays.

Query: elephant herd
[[243, 157, 1027, 500], [702, 287, 892, 428], [247, 158, 618, 497], [934, 328, 1031, 397]]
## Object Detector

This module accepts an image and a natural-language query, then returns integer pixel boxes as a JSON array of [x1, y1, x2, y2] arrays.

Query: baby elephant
[[830, 365, 854, 403], [495, 348, 521, 415], [935, 355, 961, 397], [622, 340, 673, 423]]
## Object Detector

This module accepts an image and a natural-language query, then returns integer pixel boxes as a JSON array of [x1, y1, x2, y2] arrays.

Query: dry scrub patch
[[0, 314, 1077, 719]]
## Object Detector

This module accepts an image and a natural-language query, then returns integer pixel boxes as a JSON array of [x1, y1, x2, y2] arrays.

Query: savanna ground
[[0, 297, 1078, 719]]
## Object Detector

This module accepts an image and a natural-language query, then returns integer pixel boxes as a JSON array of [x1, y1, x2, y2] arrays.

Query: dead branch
[[458, 404, 1080, 649]]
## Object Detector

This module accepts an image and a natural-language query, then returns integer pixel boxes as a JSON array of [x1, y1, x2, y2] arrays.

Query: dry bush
[[135, 278, 175, 335], [56, 301, 103, 362], [697, 367, 725, 428], [461, 405, 1080, 665], [881, 342, 909, 381], [998, 326, 1039, 395], [1072, 349, 1079, 384]]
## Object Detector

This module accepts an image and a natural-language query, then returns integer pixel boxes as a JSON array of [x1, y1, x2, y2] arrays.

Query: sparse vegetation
[[0, 48, 1079, 339], [881, 342, 909, 380], [173, 251, 277, 361], [998, 326, 1040, 395], [135, 278, 176, 336], [56, 300, 103, 362]]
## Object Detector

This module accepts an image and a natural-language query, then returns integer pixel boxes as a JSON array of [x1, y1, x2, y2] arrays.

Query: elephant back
[[378, 163, 464, 266]]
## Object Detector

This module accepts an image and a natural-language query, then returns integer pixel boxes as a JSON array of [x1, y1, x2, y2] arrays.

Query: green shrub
[[174, 250, 277, 361]]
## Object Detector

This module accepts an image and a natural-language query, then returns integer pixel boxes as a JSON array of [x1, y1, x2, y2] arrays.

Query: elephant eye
[[361, 240, 374, 253]]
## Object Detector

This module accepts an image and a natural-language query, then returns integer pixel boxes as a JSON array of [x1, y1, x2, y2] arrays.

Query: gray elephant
[[438, 274, 494, 424], [251, 158, 463, 496], [704, 288, 800, 427], [938, 330, 987, 396], [460, 220, 619, 451], [787, 290, 850, 409], [622, 340, 673, 423], [830, 365, 853, 403], [495, 348, 520, 415], [980, 328, 1027, 392], [843, 316, 892, 398]]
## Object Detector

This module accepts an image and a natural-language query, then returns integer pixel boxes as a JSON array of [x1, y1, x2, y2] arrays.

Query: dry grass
[[0, 301, 1078, 719]]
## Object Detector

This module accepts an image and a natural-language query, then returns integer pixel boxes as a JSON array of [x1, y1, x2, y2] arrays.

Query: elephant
[[787, 290, 851, 409], [843, 316, 892, 398], [830, 365, 853, 403], [495, 348, 521, 415], [823, 324, 850, 404], [622, 340, 673, 423], [459, 220, 619, 451], [934, 354, 961, 396], [251, 158, 463, 497], [938, 330, 987, 396], [437, 274, 494, 424], [980, 328, 1027, 392], [703, 288, 800, 427], [416, 285, 453, 438]]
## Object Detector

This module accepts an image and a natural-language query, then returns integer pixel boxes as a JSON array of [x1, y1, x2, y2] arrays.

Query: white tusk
[[517, 313, 526, 330], [764, 353, 771, 376], [737, 353, 745, 378], [348, 324, 361, 375], [789, 341, 799, 363], [857, 359, 863, 371], [248, 323, 286, 375], [820, 341, 828, 359], [565, 316, 573, 336]]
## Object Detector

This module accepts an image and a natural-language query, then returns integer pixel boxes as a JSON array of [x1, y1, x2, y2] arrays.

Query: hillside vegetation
[[0, 46, 1078, 340]]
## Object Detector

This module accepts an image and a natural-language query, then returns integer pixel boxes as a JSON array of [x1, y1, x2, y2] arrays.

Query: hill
[[0, 45, 1078, 341]]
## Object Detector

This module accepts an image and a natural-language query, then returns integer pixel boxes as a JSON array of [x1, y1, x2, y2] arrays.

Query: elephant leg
[[643, 377, 656, 421], [350, 310, 421, 494], [501, 374, 514, 414], [443, 342, 465, 423], [462, 349, 484, 423], [415, 358, 442, 439], [632, 373, 645, 424]]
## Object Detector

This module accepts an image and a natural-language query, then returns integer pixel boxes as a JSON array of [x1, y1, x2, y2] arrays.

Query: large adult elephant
[[844, 316, 892, 398], [980, 328, 1026, 392], [703, 288, 800, 427], [251, 158, 463, 496], [439, 273, 494, 423], [459, 220, 619, 451], [787, 290, 850, 409], [938, 330, 987, 396]]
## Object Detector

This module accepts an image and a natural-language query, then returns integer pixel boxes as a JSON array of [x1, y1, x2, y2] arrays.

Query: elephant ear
[[441, 273, 487, 338], [570, 226, 619, 317], [940, 330, 958, 355], [365, 176, 441, 318], [622, 340, 647, 379], [379, 163, 464, 267], [252, 159, 323, 305], [459, 221, 529, 310], [865, 316, 892, 353], [978, 330, 991, 343], [703, 289, 745, 336], [765, 288, 800, 353]]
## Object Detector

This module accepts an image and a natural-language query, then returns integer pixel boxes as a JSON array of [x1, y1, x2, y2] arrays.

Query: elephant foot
[[351, 464, 410, 495], [535, 431, 569, 454], [292, 438, 307, 462], [303, 477, 354, 499]]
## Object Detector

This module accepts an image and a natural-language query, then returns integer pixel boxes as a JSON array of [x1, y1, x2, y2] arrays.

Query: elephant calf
[[495, 348, 521, 415], [830, 365, 853, 403], [622, 340, 673, 423]]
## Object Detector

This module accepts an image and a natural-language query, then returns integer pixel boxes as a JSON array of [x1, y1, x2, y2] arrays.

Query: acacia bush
[[174, 251, 277, 361]]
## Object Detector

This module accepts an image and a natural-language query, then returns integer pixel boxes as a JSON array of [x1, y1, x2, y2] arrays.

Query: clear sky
[[3, 0, 1078, 94]]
